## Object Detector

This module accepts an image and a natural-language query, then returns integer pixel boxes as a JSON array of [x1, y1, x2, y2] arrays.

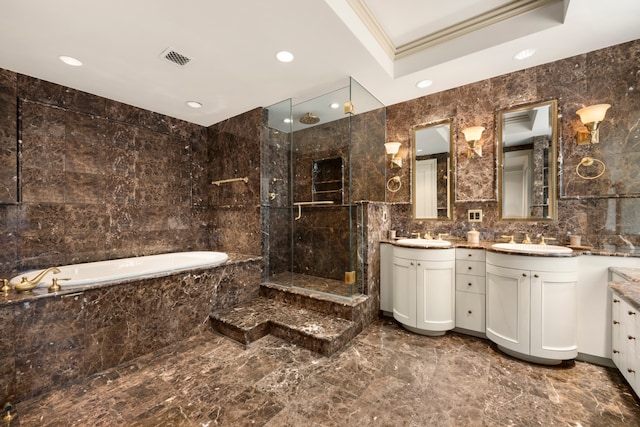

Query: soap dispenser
[[467, 227, 480, 245]]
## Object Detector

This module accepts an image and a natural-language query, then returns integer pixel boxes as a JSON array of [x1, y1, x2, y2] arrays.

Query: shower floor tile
[[16, 318, 640, 426]]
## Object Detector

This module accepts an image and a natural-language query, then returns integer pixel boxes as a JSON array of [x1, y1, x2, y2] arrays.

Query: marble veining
[[13, 318, 640, 426]]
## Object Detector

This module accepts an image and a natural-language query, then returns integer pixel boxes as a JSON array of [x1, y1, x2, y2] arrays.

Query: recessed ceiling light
[[283, 118, 292, 123], [186, 101, 202, 109], [416, 79, 433, 89], [59, 55, 82, 67], [330, 103, 340, 109], [514, 48, 536, 60], [276, 51, 294, 63]]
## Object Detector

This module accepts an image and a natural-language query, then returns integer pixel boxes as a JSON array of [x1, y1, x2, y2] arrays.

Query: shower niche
[[264, 77, 386, 300], [312, 157, 344, 204]]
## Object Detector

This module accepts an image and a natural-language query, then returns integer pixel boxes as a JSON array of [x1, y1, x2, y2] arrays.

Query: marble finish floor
[[16, 318, 640, 426]]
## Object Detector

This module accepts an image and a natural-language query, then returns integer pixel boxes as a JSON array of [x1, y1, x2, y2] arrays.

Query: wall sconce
[[462, 126, 485, 158], [576, 104, 610, 145], [384, 141, 402, 168]]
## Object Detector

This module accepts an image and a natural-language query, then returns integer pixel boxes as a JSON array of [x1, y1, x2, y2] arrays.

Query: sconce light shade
[[462, 126, 485, 142], [384, 141, 401, 155], [576, 104, 610, 145], [384, 142, 402, 168], [577, 104, 610, 124], [462, 126, 485, 158]]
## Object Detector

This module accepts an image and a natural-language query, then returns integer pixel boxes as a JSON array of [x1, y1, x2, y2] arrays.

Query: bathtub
[[9, 251, 229, 290]]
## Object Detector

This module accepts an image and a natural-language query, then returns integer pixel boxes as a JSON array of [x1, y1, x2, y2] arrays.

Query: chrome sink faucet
[[14, 266, 60, 293]]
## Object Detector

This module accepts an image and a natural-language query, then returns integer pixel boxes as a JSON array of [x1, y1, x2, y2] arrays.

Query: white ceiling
[[0, 0, 638, 127]]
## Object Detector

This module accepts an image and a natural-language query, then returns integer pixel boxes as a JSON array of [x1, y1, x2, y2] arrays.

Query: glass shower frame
[[263, 77, 385, 299]]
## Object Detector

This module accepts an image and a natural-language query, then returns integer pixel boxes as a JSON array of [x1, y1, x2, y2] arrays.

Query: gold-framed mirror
[[497, 100, 558, 221], [412, 120, 453, 220]]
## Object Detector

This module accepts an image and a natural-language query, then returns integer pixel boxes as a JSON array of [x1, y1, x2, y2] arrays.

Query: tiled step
[[210, 296, 357, 356]]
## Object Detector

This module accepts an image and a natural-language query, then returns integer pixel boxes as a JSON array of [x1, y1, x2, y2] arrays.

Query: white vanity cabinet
[[611, 291, 639, 394], [392, 246, 455, 335], [486, 252, 578, 363], [455, 248, 486, 333]]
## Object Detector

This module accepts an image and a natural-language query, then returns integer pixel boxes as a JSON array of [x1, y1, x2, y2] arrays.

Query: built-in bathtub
[[9, 251, 229, 292], [1, 251, 262, 402]]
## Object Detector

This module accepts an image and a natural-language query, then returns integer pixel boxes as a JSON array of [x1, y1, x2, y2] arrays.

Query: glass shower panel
[[288, 85, 356, 298], [263, 98, 293, 284]]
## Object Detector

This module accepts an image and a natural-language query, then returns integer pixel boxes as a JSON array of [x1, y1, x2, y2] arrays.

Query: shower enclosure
[[263, 78, 385, 299]]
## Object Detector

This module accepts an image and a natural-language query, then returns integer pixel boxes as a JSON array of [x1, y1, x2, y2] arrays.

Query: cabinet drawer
[[456, 248, 486, 261], [456, 274, 486, 294], [455, 291, 485, 333], [456, 260, 486, 277]]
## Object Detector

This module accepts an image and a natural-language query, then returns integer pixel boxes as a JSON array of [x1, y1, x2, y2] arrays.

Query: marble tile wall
[[207, 108, 264, 256], [0, 71, 212, 277], [0, 257, 262, 402], [385, 39, 640, 249]]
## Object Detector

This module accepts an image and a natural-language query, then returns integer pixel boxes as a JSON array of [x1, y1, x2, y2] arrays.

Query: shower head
[[299, 112, 320, 125]]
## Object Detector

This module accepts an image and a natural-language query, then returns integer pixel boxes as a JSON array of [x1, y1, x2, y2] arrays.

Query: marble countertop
[[381, 238, 637, 258], [609, 267, 640, 311]]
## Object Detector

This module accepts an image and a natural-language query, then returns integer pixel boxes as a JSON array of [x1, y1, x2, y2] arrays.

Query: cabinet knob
[[417, 263, 421, 267], [629, 311, 637, 316], [534, 274, 539, 278], [468, 253, 472, 257], [468, 283, 473, 287], [468, 310, 472, 314], [468, 266, 472, 271], [410, 262, 414, 266], [522, 273, 527, 277], [613, 349, 620, 354], [613, 320, 620, 325], [628, 368, 636, 373], [629, 336, 636, 340], [613, 299, 620, 303]]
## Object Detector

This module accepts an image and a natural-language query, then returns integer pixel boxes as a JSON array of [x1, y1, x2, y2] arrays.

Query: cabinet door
[[455, 291, 485, 332], [625, 305, 638, 389], [486, 264, 530, 354], [634, 308, 640, 395], [392, 256, 416, 327], [612, 294, 624, 369], [530, 270, 578, 360], [416, 260, 455, 331]]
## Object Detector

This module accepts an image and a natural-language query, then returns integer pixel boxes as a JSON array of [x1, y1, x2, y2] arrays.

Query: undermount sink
[[491, 243, 573, 255], [396, 238, 452, 248]]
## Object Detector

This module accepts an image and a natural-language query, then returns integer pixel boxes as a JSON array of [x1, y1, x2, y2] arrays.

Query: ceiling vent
[[160, 47, 191, 67]]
